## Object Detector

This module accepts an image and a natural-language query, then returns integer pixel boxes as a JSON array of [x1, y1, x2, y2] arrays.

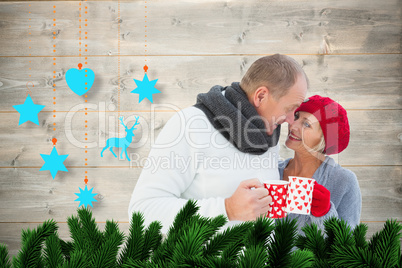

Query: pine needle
[[152, 200, 200, 265], [326, 217, 355, 249], [61, 250, 87, 268], [297, 223, 327, 261], [119, 212, 145, 265], [12, 219, 58, 268], [172, 221, 209, 263], [247, 216, 274, 248], [238, 244, 267, 268], [289, 249, 314, 268], [77, 207, 104, 259], [67, 215, 85, 252], [141, 221, 163, 261], [168, 200, 199, 237], [266, 217, 298, 268], [91, 231, 125, 268], [59, 240, 74, 261], [353, 223, 369, 249], [43, 233, 64, 267], [331, 244, 381, 268], [204, 221, 253, 257], [0, 244, 11, 268], [369, 219, 402, 267], [121, 257, 147, 268]]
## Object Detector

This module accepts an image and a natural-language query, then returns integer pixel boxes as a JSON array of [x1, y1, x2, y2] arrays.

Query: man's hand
[[225, 178, 272, 221]]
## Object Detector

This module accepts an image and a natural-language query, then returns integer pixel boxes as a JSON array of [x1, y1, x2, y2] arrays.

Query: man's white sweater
[[129, 106, 280, 233]]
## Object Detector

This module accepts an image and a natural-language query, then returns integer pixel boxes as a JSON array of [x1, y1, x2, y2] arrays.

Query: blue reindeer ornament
[[101, 116, 140, 161]]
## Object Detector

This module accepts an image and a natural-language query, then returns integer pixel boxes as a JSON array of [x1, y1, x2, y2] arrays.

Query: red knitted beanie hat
[[295, 95, 350, 155]]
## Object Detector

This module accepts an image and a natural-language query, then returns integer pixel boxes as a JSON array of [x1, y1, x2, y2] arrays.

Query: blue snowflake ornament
[[75, 185, 98, 208], [131, 73, 160, 103], [40, 146, 69, 179]]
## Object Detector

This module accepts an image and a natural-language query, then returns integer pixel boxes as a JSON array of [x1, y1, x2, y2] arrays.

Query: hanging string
[[144, 0, 148, 72], [52, 4, 57, 130]]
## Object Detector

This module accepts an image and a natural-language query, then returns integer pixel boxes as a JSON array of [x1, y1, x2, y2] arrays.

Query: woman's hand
[[225, 178, 272, 221], [311, 182, 331, 217]]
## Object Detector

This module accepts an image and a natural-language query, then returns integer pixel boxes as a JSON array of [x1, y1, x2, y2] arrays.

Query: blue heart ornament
[[66, 67, 95, 96]]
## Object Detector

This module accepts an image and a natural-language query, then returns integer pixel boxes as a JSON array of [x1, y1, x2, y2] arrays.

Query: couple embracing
[[129, 54, 361, 234]]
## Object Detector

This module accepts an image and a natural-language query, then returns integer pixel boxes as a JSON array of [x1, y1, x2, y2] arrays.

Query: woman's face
[[285, 111, 323, 153]]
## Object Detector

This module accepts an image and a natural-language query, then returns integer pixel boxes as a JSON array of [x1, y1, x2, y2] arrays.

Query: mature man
[[129, 54, 308, 233]]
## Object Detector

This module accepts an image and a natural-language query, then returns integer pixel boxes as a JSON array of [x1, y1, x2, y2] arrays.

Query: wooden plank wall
[[0, 0, 401, 256]]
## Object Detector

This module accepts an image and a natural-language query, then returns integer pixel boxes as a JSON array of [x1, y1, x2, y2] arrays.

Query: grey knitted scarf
[[194, 82, 280, 155]]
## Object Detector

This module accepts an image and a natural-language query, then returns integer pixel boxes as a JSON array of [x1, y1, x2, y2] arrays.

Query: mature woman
[[279, 95, 361, 230]]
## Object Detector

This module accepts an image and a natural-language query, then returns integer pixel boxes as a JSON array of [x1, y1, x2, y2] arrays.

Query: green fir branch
[[398, 249, 402, 268], [59, 240, 74, 261], [12, 219, 58, 268], [152, 200, 200, 264], [238, 245, 268, 268], [43, 233, 64, 267], [168, 200, 199, 237], [92, 219, 125, 268], [61, 250, 87, 268], [369, 219, 402, 267], [118, 212, 145, 265], [0, 243, 11, 268], [66, 215, 85, 252], [323, 217, 338, 255], [289, 249, 314, 268], [121, 257, 147, 268], [171, 220, 210, 263], [204, 221, 253, 258], [141, 221, 163, 261], [298, 222, 328, 262], [266, 217, 298, 268], [76, 208, 104, 260], [21, 228, 33, 245], [177, 255, 216, 268], [330, 244, 382, 268], [90, 231, 125, 268], [326, 217, 355, 249], [221, 239, 246, 265], [353, 223, 369, 249], [104, 219, 124, 241], [247, 216, 274, 248]]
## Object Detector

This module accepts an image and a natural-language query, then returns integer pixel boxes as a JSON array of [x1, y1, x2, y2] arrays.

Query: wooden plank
[[0, 109, 400, 167], [0, 164, 400, 222], [349, 166, 402, 222], [0, 0, 400, 56], [0, 167, 141, 222], [0, 55, 401, 111]]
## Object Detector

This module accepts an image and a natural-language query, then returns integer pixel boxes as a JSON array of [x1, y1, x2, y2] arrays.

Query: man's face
[[257, 75, 308, 135]]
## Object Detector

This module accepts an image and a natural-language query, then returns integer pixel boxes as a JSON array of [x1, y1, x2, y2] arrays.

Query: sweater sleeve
[[128, 109, 228, 234], [310, 166, 361, 230], [332, 168, 362, 228]]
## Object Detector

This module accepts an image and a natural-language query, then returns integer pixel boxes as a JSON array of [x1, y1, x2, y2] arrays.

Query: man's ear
[[253, 86, 269, 108]]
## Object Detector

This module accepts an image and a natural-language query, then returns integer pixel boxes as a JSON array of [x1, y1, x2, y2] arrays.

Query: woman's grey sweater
[[278, 156, 362, 232]]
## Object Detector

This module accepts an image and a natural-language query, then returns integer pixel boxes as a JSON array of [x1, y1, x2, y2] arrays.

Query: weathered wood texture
[[0, 110, 400, 167], [1, 55, 401, 110], [0, 166, 400, 222], [0, 0, 401, 56], [0, 0, 401, 256]]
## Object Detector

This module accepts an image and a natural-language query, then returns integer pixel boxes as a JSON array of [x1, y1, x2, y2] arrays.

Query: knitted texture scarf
[[194, 82, 280, 155]]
